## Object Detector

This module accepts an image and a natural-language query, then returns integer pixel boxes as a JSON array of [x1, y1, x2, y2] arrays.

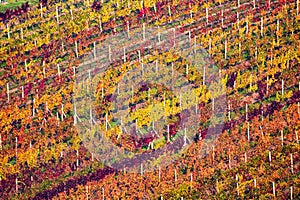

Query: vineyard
[[0, 0, 300, 199]]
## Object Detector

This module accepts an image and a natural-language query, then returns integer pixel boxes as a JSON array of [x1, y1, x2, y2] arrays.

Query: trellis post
[[56, 6, 59, 24], [7, 83, 10, 103], [291, 154, 294, 173]]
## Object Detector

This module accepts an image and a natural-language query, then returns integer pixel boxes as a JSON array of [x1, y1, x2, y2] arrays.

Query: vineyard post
[[212, 98, 215, 111], [60, 151, 63, 157], [272, 182, 276, 197], [171, 62, 174, 76], [212, 146, 215, 163], [102, 187, 104, 200], [225, 39, 227, 59], [167, 125, 170, 142], [247, 122, 250, 141], [291, 186, 293, 200], [93, 42, 96, 59], [237, 12, 239, 27], [138, 50, 141, 61], [189, 30, 191, 43], [123, 47, 126, 62], [206, 6, 209, 24], [15, 137, 18, 158], [255, 46, 258, 60], [221, 9, 224, 28], [143, 23, 146, 41], [56, 6, 59, 24], [109, 45, 112, 62], [244, 152, 247, 162], [267, 76, 269, 94], [174, 169, 177, 182], [158, 166, 161, 182], [168, 5, 171, 18], [73, 66, 76, 78], [76, 150, 79, 168], [269, 151, 272, 163], [127, 21, 130, 37], [229, 154, 231, 168], [254, 179, 257, 187], [7, 83, 10, 103], [209, 38, 212, 52], [238, 0, 240, 7], [16, 178, 18, 194], [190, 10, 193, 20], [203, 67, 206, 85], [21, 27, 24, 40], [290, 153, 294, 174], [99, 17, 102, 32], [297, 0, 299, 15], [33, 98, 35, 117], [246, 103, 248, 121], [142, 63, 144, 75], [186, 64, 189, 77], [0, 134, 2, 150], [92, 153, 94, 161], [40, 3, 43, 17], [156, 60, 158, 72], [296, 131, 299, 143], [154, 3, 157, 13], [190, 173, 193, 182], [253, 0, 256, 8], [75, 41, 79, 58], [246, 19, 249, 34], [57, 64, 61, 77], [282, 80, 284, 96], [70, 9, 73, 21]]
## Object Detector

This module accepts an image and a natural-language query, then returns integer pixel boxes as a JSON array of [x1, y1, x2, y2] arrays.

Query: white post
[[76, 150, 79, 167], [56, 6, 59, 23], [7, 83, 10, 103], [282, 80, 284, 96], [167, 125, 170, 142], [297, 0, 299, 16], [290, 186, 293, 200], [269, 151, 272, 162], [108, 45, 111, 62], [246, 104, 248, 121], [70, 9, 73, 21], [247, 122, 250, 141], [254, 179, 257, 187], [15, 137, 18, 158], [206, 7, 208, 24], [99, 17, 102, 32], [168, 5, 171, 17], [236, 174, 239, 195], [154, 3, 157, 13], [255, 46, 258, 59], [203, 67, 206, 85], [21, 28, 24, 40], [244, 152, 247, 162], [92, 153, 94, 161], [296, 131, 299, 143], [0, 134, 2, 150], [190, 173, 193, 182], [102, 187, 105, 200], [212, 98, 215, 111], [186, 64, 189, 77], [253, 0, 256, 8], [40, 3, 43, 17], [158, 166, 161, 181], [16, 178, 18, 193], [267, 76, 269, 94], [273, 182, 276, 197], [57, 64, 61, 77], [221, 9, 224, 28], [225, 39, 227, 59], [238, 0, 240, 7], [75, 41, 79, 58], [174, 169, 177, 182], [228, 101, 231, 120]]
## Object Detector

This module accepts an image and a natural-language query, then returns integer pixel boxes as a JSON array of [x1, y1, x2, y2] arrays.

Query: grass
[[0, 0, 39, 13]]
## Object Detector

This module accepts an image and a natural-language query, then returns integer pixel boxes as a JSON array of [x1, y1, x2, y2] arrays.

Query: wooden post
[[267, 76, 269, 94], [206, 7, 208, 24], [254, 179, 257, 187], [167, 125, 170, 142], [109, 45, 111, 62], [244, 152, 247, 163], [7, 83, 10, 103], [247, 122, 250, 141], [56, 6, 59, 24], [296, 131, 299, 143], [75, 41, 78, 58], [40, 3, 43, 17], [158, 166, 161, 182], [174, 169, 177, 182], [269, 151, 272, 163], [102, 187, 105, 200], [21, 28, 24, 40], [92, 153, 94, 161], [273, 182, 276, 197], [282, 80, 284, 96], [291, 186, 293, 200], [225, 39, 227, 60]]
